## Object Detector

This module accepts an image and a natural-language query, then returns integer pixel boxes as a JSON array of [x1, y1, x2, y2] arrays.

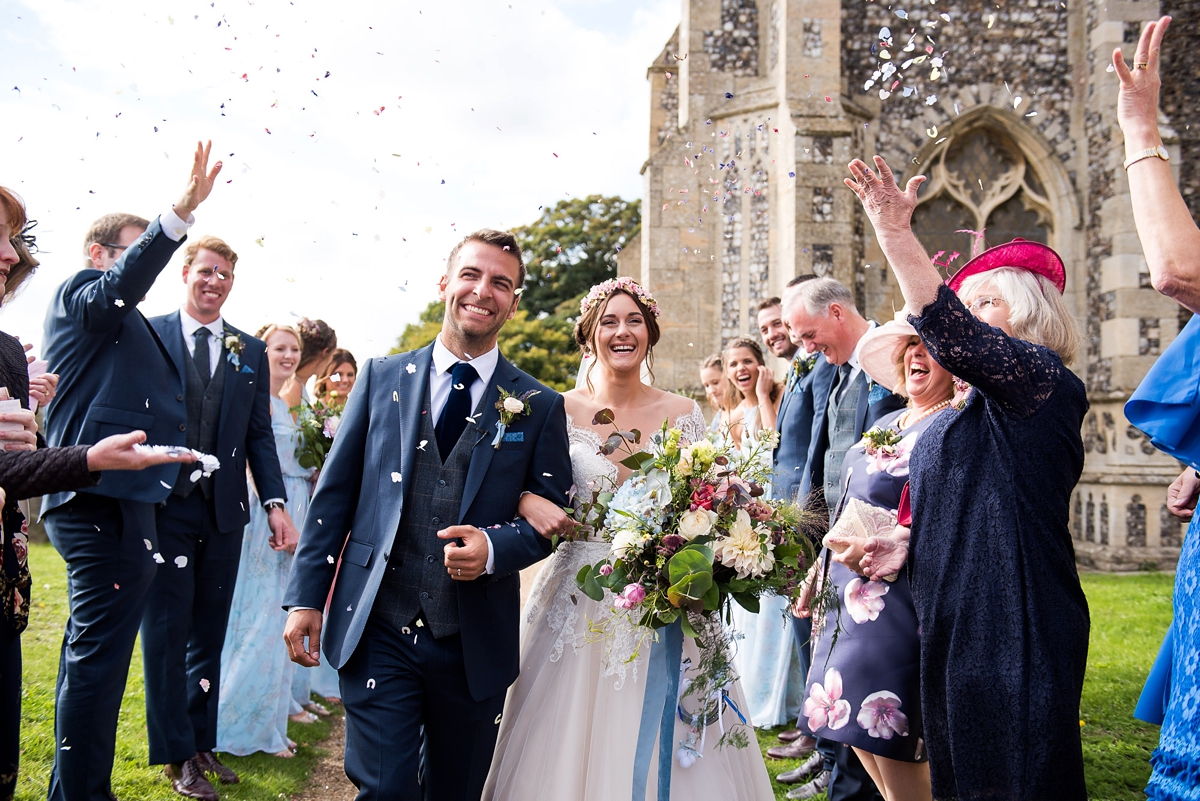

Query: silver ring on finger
[[457, 568, 462, 576]]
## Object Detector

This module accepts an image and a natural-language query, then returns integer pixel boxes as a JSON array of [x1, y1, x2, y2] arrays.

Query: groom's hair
[[445, 229, 526, 289]]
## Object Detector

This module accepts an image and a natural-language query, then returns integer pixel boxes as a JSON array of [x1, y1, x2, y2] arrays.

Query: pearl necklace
[[898, 398, 952, 430]]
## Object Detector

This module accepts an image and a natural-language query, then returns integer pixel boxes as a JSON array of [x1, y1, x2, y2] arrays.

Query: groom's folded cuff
[[484, 531, 495, 575], [286, 606, 317, 612]]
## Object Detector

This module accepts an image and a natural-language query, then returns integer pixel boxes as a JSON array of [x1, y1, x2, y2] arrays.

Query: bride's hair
[[574, 287, 661, 391]]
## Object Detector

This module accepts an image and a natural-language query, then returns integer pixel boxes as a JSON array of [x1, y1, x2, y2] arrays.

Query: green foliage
[[391, 303, 578, 392], [20, 544, 337, 801], [515, 195, 641, 318]]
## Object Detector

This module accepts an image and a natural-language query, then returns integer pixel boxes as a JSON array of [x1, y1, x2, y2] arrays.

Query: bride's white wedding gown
[[483, 403, 773, 800]]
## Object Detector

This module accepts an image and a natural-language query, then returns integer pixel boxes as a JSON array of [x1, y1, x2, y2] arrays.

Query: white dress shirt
[[180, 310, 224, 377], [430, 335, 499, 574], [160, 208, 193, 242]]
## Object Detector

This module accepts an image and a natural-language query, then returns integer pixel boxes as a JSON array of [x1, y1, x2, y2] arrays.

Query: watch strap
[[1124, 145, 1169, 170]]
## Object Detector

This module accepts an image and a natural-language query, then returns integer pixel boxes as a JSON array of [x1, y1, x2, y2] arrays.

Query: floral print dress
[[799, 406, 943, 762]]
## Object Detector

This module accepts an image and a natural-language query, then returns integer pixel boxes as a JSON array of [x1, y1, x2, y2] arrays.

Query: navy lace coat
[[907, 285, 1090, 800]]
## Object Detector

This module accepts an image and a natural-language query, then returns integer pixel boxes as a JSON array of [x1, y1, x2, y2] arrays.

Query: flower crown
[[579, 276, 661, 319]]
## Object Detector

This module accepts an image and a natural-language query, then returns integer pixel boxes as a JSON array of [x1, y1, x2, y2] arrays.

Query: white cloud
[[0, 0, 678, 358]]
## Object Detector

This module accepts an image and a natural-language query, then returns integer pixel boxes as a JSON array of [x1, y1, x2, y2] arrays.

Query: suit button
[[432, 517, 440, 525], [427, 555, 435, 564], [178, 424, 186, 432], [176, 395, 184, 402], [438, 480, 447, 487], [421, 591, 429, 600]]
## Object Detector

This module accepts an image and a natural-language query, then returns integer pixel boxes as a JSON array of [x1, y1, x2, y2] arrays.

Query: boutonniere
[[792, 354, 817, 383], [861, 425, 903, 458], [223, 330, 251, 373], [492, 386, 541, 449]]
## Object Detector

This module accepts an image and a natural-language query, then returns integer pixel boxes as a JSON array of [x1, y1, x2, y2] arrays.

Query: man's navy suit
[[140, 311, 285, 766], [40, 217, 191, 801], [283, 344, 572, 800]]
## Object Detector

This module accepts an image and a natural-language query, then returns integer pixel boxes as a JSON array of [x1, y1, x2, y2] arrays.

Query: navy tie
[[435, 361, 479, 460], [193, 327, 212, 388]]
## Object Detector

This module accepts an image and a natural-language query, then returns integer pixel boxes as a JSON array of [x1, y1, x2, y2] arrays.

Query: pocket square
[[240, 364, 254, 374], [503, 431, 524, 443]]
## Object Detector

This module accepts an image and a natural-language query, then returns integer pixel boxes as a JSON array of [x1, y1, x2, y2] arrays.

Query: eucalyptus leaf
[[732, 591, 760, 614], [593, 408, 616, 426]]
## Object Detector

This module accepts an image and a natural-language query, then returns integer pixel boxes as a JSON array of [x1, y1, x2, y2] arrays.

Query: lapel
[[217, 323, 241, 423], [397, 344, 435, 509], [854, 372, 871, 436], [459, 354, 520, 520], [152, 310, 188, 387]]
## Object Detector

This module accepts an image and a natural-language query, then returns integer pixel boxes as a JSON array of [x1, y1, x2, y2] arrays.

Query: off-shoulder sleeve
[[909, 284, 1065, 419], [677, 401, 709, 444]]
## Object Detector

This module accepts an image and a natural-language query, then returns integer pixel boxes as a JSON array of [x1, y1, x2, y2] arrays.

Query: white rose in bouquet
[[678, 508, 717, 540]]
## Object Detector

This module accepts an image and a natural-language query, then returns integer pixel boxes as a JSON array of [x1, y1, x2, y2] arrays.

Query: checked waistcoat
[[172, 348, 225, 499], [372, 385, 483, 638], [823, 369, 865, 519]]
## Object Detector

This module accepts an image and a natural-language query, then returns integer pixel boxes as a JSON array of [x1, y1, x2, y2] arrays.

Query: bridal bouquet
[[291, 394, 345, 471], [571, 410, 821, 758]]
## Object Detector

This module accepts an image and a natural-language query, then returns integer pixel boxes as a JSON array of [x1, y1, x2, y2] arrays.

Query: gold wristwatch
[[1124, 144, 1169, 170]]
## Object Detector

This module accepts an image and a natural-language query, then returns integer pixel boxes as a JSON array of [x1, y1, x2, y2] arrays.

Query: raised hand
[[1112, 16, 1170, 141], [174, 140, 223, 219], [845, 156, 925, 236]]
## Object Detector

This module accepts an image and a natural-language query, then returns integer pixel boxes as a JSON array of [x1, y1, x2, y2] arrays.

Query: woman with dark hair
[[846, 156, 1089, 799], [315, 348, 357, 407], [484, 277, 772, 800], [722, 337, 781, 447], [0, 187, 192, 797]]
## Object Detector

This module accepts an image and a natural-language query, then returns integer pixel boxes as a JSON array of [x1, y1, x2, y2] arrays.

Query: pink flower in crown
[[844, 577, 889, 624], [579, 277, 662, 319], [803, 668, 852, 731], [857, 691, 910, 739]]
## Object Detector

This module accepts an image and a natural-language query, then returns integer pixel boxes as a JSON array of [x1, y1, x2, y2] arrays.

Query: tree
[[392, 302, 579, 392], [515, 195, 640, 317]]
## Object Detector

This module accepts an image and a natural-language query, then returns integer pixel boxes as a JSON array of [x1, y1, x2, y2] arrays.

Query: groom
[[283, 229, 572, 800]]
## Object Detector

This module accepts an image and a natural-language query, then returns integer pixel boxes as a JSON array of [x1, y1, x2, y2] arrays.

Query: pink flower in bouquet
[[844, 577, 890, 624], [715, 475, 751, 503], [803, 668, 852, 731], [322, 414, 341, 439], [690, 484, 716, 511], [613, 583, 646, 610], [747, 499, 774, 522], [599, 564, 613, 576], [856, 691, 909, 739]]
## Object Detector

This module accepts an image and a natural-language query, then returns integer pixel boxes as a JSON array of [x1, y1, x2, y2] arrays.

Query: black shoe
[[786, 770, 831, 799], [777, 751, 823, 784]]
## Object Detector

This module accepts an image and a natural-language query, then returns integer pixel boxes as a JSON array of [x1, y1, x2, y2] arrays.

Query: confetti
[[144, 539, 153, 550], [418, 440, 428, 450], [153, 553, 165, 564], [367, 679, 376, 689], [327, 555, 335, 564], [175, 556, 188, 568], [114, 299, 125, 307], [406, 363, 416, 374], [391, 472, 403, 483], [199, 678, 211, 693]]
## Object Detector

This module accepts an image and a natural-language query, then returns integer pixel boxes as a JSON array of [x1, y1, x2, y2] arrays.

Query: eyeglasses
[[966, 296, 1006, 313], [100, 243, 128, 252], [193, 266, 233, 283]]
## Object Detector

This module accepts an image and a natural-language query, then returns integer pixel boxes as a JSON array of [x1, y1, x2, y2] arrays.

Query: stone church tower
[[625, 0, 1200, 569]]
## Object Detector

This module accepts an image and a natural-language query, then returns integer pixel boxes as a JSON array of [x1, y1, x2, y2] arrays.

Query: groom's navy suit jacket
[[149, 311, 285, 533], [283, 343, 572, 701]]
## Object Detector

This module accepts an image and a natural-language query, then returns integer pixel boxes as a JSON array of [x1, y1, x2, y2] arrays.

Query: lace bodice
[[565, 401, 708, 507], [522, 400, 707, 688]]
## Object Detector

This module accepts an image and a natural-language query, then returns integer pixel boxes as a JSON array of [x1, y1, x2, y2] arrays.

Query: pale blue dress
[[217, 396, 313, 755]]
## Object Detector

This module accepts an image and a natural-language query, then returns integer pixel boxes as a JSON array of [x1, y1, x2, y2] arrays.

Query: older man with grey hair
[[776, 275, 904, 800]]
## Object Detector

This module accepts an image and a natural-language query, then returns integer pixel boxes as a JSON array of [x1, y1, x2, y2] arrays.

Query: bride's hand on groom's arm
[[517, 492, 577, 540], [283, 609, 323, 667]]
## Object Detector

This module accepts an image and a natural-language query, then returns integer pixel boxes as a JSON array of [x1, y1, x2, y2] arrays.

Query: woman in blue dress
[[847, 156, 1090, 799], [217, 324, 313, 757], [1115, 16, 1200, 798], [798, 316, 954, 800]]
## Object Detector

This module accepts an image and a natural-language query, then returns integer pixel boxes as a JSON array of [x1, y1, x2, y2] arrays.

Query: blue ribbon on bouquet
[[630, 618, 684, 801]]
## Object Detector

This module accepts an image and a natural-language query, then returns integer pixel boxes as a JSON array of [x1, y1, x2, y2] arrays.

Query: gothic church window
[[911, 128, 1051, 279]]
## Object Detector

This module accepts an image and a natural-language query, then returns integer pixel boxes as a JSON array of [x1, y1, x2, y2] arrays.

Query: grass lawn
[[16, 545, 1174, 800], [17, 543, 339, 801], [753, 572, 1173, 801]]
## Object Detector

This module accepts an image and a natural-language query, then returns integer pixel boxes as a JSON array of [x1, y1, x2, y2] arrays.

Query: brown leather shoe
[[777, 728, 806, 743], [198, 751, 240, 785], [766, 736, 817, 760], [163, 757, 219, 801]]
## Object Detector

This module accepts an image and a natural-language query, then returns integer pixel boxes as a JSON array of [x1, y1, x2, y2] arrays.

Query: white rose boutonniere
[[492, 386, 542, 449], [224, 330, 250, 372]]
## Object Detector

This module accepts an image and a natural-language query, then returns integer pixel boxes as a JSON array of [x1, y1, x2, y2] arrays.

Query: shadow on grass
[[19, 543, 341, 801]]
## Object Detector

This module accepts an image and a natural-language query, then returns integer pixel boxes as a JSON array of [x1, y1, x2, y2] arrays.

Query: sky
[[0, 0, 679, 360]]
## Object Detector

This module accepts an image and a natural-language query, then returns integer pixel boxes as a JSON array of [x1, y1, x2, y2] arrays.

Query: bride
[[483, 278, 773, 800]]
